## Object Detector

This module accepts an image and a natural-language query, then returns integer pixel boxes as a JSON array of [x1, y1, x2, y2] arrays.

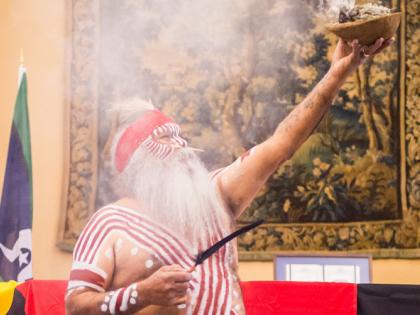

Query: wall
[[1, 0, 420, 284], [0, 0, 71, 279]]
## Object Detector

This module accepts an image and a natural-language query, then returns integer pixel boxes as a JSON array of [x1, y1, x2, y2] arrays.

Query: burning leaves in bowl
[[338, 3, 392, 23]]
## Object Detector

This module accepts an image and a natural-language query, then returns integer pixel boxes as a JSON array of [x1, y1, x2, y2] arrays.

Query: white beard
[[118, 146, 232, 250]]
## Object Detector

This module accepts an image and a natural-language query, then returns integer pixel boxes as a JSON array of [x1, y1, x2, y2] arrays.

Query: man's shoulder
[[92, 198, 139, 215], [209, 167, 226, 180], [85, 202, 140, 227], [93, 203, 124, 215]]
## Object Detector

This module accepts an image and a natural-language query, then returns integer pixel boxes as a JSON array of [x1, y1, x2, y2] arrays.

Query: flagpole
[[18, 48, 26, 85]]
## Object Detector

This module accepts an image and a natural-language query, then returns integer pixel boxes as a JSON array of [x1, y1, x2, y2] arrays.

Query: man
[[66, 37, 393, 315]]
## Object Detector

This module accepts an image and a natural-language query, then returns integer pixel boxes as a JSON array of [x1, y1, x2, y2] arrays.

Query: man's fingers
[[173, 282, 190, 291], [166, 271, 193, 283], [173, 282, 189, 292], [351, 39, 360, 51], [172, 296, 188, 306], [372, 37, 395, 55], [337, 38, 350, 51], [167, 288, 188, 298], [351, 40, 360, 58], [350, 39, 365, 64], [362, 37, 384, 56], [161, 264, 184, 272]]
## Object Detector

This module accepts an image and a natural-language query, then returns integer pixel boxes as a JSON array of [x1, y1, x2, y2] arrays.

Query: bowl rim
[[325, 11, 402, 30]]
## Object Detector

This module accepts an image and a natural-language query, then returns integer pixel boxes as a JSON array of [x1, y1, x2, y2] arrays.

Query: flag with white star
[[0, 65, 33, 281]]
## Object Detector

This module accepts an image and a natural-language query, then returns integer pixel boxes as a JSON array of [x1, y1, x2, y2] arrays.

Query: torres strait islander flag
[[0, 65, 33, 282]]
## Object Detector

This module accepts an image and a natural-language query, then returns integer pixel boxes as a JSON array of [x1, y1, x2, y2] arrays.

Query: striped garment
[[67, 205, 245, 315]]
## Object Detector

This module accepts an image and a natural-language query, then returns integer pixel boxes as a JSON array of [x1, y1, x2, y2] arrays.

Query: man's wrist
[[328, 63, 352, 86], [136, 280, 151, 308], [99, 282, 144, 314]]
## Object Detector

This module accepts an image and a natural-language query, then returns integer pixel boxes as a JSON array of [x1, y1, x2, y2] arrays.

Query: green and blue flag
[[0, 66, 32, 281]]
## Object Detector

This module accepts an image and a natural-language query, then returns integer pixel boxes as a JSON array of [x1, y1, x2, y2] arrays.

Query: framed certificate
[[274, 254, 372, 283]]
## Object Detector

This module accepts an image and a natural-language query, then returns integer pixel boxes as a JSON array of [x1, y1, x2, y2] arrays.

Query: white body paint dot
[[105, 248, 112, 259], [131, 290, 138, 298], [101, 304, 108, 312], [116, 238, 123, 251], [145, 259, 154, 268], [234, 304, 241, 311], [104, 295, 110, 302], [131, 247, 139, 256], [130, 297, 136, 304], [177, 304, 187, 309]]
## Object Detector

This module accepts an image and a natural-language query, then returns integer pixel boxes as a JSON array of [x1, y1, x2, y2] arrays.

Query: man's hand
[[331, 37, 395, 77], [138, 264, 192, 307]]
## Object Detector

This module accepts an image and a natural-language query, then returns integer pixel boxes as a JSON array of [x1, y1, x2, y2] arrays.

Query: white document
[[286, 264, 324, 282], [324, 265, 360, 283]]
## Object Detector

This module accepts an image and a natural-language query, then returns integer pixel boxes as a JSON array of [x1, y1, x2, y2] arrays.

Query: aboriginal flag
[[0, 67, 33, 282]]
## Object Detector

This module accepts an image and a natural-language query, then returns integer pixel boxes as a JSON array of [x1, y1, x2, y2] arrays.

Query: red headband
[[115, 109, 173, 172]]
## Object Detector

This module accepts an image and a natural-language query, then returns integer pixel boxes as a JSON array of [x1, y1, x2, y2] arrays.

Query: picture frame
[[274, 253, 372, 283]]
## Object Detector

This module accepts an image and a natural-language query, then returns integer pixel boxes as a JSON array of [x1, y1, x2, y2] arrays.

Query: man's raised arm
[[216, 37, 394, 218]]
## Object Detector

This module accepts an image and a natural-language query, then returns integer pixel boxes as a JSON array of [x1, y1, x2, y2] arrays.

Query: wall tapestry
[[59, 0, 420, 259]]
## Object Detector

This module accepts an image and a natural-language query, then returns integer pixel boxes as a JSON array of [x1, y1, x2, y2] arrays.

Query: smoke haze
[[94, 0, 357, 206]]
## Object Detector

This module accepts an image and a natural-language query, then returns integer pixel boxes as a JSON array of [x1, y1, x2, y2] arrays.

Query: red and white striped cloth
[[68, 205, 244, 314]]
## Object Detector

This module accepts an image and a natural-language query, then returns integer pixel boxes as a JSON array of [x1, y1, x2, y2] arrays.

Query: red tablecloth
[[241, 281, 357, 315], [15, 280, 67, 315], [5, 280, 357, 315]]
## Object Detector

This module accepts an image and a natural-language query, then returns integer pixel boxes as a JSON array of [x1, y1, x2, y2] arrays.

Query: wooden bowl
[[325, 12, 401, 46]]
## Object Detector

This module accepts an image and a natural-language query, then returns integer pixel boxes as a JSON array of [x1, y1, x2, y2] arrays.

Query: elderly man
[[66, 38, 393, 315]]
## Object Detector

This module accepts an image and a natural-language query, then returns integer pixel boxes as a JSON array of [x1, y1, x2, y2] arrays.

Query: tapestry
[[59, 0, 420, 259]]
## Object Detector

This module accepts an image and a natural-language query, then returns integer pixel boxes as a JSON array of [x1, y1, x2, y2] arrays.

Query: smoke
[[98, 0, 318, 104], [95, 0, 356, 206], [319, 1, 391, 22], [159, 1, 244, 54], [97, 2, 320, 148], [99, 0, 244, 98], [319, 0, 356, 20]]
